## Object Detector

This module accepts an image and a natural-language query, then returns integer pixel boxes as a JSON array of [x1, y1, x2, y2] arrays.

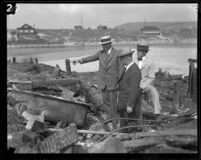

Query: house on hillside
[[16, 24, 40, 42], [97, 25, 108, 30], [141, 26, 160, 36], [17, 24, 37, 34], [74, 25, 83, 30]]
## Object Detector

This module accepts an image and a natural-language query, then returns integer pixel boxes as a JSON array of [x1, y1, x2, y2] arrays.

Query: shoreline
[[7, 42, 197, 58], [7, 41, 197, 49]]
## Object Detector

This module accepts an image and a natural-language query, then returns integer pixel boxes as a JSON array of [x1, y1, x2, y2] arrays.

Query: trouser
[[119, 94, 142, 133], [101, 88, 118, 129], [143, 85, 161, 114]]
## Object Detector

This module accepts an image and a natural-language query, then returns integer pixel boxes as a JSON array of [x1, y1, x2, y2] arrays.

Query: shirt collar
[[139, 56, 146, 62], [125, 61, 134, 71], [107, 47, 112, 54]]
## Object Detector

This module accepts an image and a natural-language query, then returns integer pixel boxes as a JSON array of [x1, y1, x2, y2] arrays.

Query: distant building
[[97, 25, 108, 30], [74, 25, 83, 30], [17, 24, 37, 34], [141, 26, 160, 35], [16, 24, 40, 42]]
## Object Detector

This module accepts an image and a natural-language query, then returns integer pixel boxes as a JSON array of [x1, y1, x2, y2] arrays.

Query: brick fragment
[[30, 120, 45, 132]]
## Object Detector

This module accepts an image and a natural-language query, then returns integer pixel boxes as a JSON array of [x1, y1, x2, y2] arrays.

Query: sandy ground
[[7, 46, 100, 61], [7, 43, 196, 61], [7, 44, 197, 74]]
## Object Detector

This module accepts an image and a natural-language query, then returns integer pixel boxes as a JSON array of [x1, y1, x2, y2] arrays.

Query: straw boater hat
[[100, 35, 113, 45], [137, 42, 149, 52], [117, 48, 134, 58]]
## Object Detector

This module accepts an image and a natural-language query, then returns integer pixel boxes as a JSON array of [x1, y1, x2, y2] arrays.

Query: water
[[40, 44, 197, 75]]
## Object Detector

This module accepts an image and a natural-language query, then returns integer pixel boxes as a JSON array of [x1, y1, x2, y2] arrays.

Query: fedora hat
[[117, 48, 134, 58], [137, 43, 149, 51], [100, 35, 113, 44]]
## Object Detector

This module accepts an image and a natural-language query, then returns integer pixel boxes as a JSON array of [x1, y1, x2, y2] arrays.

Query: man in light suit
[[72, 35, 121, 130], [134, 43, 161, 120], [117, 48, 142, 133]]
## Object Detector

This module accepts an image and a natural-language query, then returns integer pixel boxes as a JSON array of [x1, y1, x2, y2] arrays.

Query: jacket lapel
[[118, 65, 126, 81], [106, 48, 115, 65], [118, 63, 135, 82], [124, 63, 134, 76], [100, 50, 108, 68]]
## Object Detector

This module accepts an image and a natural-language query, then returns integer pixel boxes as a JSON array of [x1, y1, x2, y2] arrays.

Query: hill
[[7, 21, 197, 45], [114, 21, 197, 32]]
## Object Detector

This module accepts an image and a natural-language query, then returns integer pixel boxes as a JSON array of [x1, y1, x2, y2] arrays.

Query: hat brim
[[100, 39, 114, 45]]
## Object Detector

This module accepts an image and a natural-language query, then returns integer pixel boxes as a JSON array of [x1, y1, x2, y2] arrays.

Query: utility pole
[[144, 18, 146, 27], [81, 15, 83, 28]]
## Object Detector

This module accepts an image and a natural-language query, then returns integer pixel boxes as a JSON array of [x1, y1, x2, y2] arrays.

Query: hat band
[[137, 48, 149, 51], [137, 47, 149, 51], [137, 44, 149, 51], [101, 38, 111, 43]]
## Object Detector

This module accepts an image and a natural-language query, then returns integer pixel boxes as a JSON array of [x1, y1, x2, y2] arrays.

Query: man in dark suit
[[117, 48, 142, 133], [72, 35, 121, 130]]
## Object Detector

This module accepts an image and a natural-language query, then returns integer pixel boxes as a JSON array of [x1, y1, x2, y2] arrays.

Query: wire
[[101, 117, 167, 126], [96, 124, 156, 143]]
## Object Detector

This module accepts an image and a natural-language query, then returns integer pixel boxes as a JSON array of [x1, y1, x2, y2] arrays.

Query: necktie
[[138, 58, 142, 61], [105, 52, 110, 58]]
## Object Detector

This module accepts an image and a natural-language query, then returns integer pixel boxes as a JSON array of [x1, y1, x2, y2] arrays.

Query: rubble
[[7, 107, 26, 135], [7, 62, 197, 153], [7, 130, 40, 153]]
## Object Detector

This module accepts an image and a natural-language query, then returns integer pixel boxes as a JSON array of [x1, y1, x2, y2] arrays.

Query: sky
[[7, 3, 198, 29]]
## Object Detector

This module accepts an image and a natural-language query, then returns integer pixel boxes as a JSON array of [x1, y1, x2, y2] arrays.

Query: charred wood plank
[[8, 78, 80, 89], [38, 124, 78, 153], [117, 129, 197, 140], [32, 78, 80, 88], [143, 144, 197, 153], [164, 136, 197, 151], [123, 137, 162, 153]]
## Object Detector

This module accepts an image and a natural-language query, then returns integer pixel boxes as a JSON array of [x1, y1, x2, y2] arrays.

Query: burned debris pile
[[7, 62, 197, 153]]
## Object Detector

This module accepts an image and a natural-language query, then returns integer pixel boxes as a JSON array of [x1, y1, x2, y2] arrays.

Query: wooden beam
[[47, 128, 197, 140]]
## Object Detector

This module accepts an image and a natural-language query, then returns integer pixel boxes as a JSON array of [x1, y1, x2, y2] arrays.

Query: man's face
[[137, 50, 146, 59], [120, 56, 130, 66], [102, 42, 112, 51]]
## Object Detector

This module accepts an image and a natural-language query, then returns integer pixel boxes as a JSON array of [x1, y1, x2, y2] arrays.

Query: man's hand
[[127, 106, 133, 113], [140, 87, 145, 93], [71, 58, 82, 65]]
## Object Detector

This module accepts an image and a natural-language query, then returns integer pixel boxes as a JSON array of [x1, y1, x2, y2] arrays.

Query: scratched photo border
[[1, 0, 200, 160]]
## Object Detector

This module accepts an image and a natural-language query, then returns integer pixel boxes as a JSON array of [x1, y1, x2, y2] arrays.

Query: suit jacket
[[81, 48, 121, 90], [134, 56, 155, 89], [118, 63, 141, 110]]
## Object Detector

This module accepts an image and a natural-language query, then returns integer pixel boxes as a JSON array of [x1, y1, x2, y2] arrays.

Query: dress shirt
[[107, 47, 112, 55], [138, 56, 146, 69]]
